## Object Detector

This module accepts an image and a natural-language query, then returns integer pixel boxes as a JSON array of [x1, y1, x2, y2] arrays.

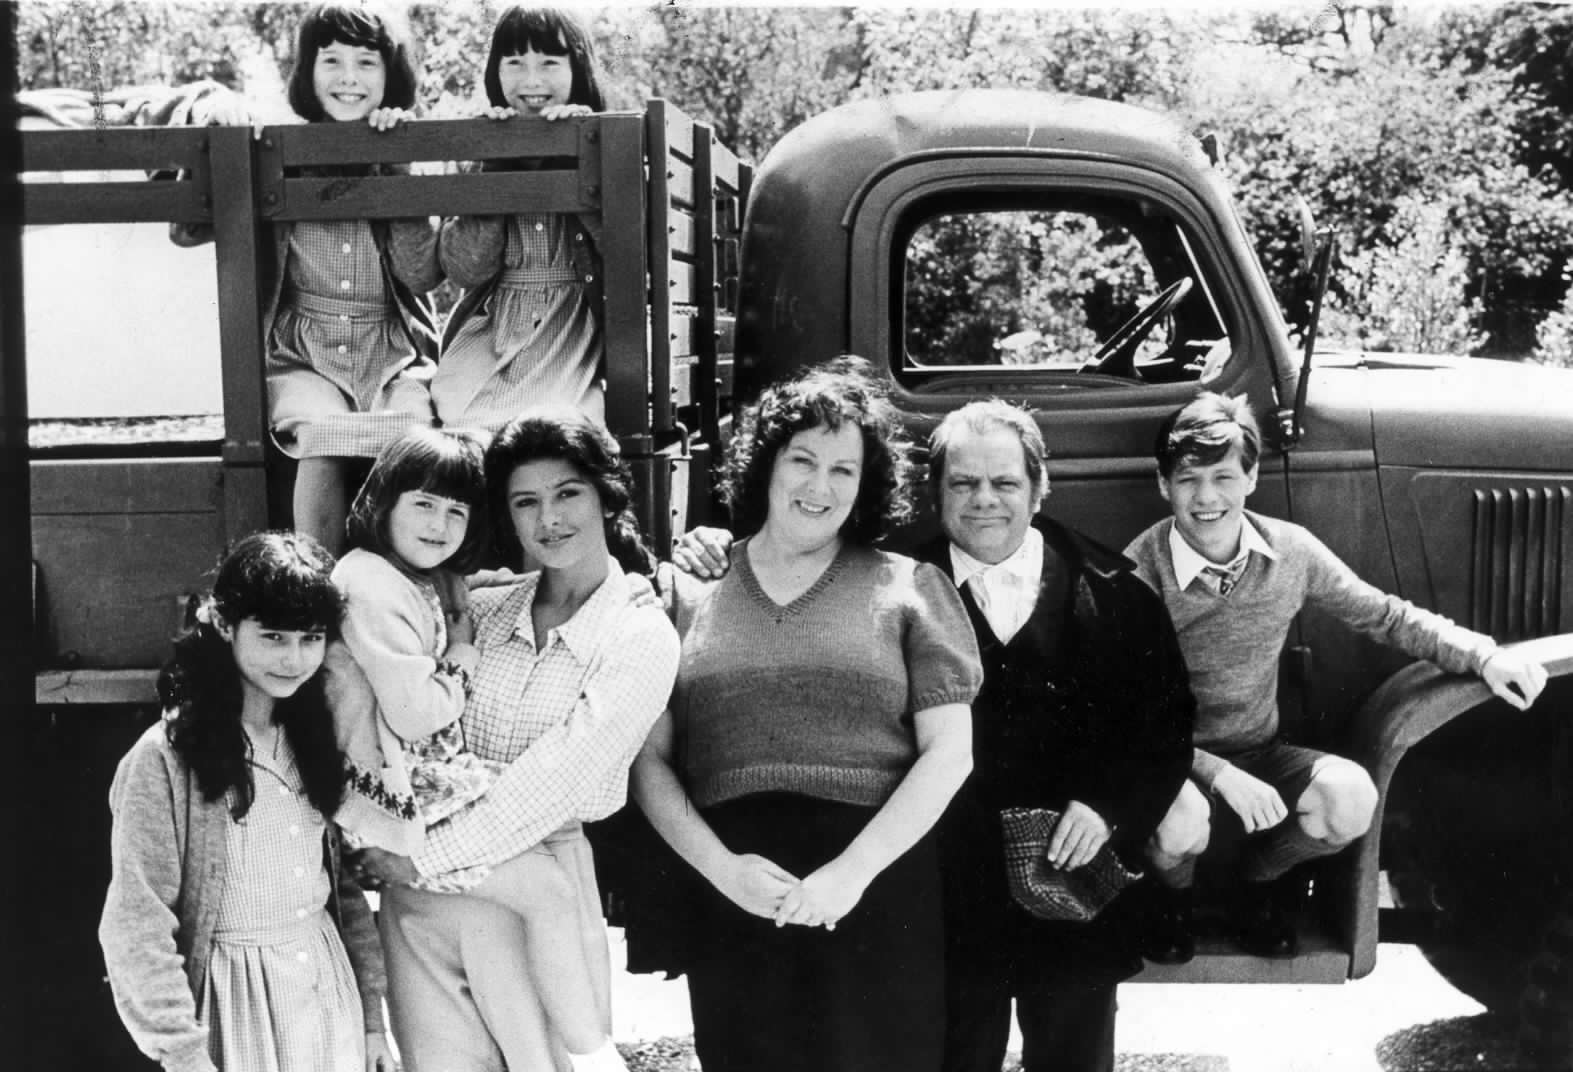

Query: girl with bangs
[[324, 426, 626, 1070], [434, 7, 611, 433], [99, 532, 393, 1072]]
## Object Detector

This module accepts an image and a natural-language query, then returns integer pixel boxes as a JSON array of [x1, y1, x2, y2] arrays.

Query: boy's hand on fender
[[1212, 766, 1288, 832], [1481, 649, 1549, 711]]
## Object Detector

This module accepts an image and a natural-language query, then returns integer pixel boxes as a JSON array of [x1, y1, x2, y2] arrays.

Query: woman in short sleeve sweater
[[633, 358, 983, 1072]]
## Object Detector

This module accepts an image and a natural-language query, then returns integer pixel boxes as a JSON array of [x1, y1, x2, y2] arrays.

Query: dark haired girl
[[356, 408, 678, 1071], [99, 531, 392, 1072], [434, 6, 611, 434], [138, 3, 442, 556]]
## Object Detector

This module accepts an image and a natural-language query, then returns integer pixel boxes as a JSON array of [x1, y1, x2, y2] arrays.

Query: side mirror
[[1295, 195, 1317, 276]]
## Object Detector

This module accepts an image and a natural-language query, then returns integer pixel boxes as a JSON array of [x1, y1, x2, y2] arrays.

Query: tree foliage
[[1196, 11, 1573, 354], [16, 1, 1573, 358]]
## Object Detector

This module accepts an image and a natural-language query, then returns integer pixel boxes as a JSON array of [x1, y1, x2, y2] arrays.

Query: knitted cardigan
[[99, 722, 386, 1072], [326, 549, 473, 856]]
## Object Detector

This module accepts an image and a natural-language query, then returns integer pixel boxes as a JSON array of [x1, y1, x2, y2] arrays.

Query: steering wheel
[[1080, 276, 1193, 378]]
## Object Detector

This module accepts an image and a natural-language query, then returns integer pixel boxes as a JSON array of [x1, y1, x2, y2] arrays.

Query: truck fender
[[1336, 633, 1573, 978]]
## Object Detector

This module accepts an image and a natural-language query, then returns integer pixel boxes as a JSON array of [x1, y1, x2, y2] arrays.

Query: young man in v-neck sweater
[[1124, 392, 1549, 961]]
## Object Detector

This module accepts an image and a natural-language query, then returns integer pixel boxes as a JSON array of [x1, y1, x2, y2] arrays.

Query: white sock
[[566, 1038, 626, 1072]]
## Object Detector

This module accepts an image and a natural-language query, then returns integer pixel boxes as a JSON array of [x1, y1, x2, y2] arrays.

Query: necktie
[[1203, 559, 1247, 597]]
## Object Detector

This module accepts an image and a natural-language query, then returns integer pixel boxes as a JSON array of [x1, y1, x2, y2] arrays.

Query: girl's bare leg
[[293, 456, 349, 555], [467, 852, 622, 1063]]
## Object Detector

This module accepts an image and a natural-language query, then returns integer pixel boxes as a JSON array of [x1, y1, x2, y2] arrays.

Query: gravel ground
[[605, 933, 1529, 1072]]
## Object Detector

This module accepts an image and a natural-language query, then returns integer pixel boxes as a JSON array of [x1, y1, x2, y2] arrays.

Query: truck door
[[845, 154, 1294, 555]]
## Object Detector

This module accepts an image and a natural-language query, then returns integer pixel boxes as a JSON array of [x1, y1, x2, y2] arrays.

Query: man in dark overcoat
[[921, 400, 1193, 1072]]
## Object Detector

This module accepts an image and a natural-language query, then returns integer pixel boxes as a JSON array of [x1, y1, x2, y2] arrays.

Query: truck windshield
[[901, 200, 1229, 385]]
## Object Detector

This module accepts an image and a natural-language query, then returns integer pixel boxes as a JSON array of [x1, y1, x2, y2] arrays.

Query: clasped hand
[[723, 853, 869, 932]]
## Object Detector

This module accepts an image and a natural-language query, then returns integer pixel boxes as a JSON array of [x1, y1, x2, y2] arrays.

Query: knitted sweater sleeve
[[381, 187, 443, 294], [337, 555, 469, 742], [330, 840, 389, 1035], [98, 731, 217, 1072], [438, 206, 506, 288], [1298, 526, 1497, 675], [905, 562, 984, 711]]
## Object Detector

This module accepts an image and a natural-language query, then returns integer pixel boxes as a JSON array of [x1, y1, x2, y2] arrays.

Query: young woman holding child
[[355, 408, 679, 1072], [99, 532, 392, 1072], [434, 6, 610, 431], [326, 425, 633, 1071]]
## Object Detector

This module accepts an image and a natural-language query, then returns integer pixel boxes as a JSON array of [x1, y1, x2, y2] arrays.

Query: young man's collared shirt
[[1167, 516, 1280, 595], [949, 526, 1044, 644]]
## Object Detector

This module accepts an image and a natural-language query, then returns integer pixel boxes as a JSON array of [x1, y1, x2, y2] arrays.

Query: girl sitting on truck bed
[[138, 3, 443, 556], [434, 6, 608, 434]]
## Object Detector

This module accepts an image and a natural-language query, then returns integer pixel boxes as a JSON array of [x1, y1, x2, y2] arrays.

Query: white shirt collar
[[511, 555, 627, 659], [949, 526, 1044, 591], [1167, 515, 1278, 591]]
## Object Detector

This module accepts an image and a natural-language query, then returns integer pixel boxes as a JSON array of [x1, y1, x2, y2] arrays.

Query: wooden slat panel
[[20, 183, 208, 225], [31, 458, 221, 515], [667, 314, 699, 359], [645, 104, 675, 437], [209, 126, 268, 480], [669, 356, 696, 408], [272, 171, 592, 220], [667, 260, 696, 306], [709, 141, 744, 193], [265, 116, 584, 167], [33, 510, 223, 668], [664, 156, 694, 209], [668, 206, 696, 257], [21, 126, 210, 173], [662, 103, 695, 161], [600, 115, 650, 445], [690, 125, 721, 449]]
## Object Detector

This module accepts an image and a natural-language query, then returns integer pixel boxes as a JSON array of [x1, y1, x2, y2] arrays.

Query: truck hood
[[1312, 350, 1573, 471]]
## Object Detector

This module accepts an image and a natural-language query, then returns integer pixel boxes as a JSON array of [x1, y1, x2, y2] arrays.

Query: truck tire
[[1519, 904, 1573, 1070], [1381, 696, 1569, 1019]]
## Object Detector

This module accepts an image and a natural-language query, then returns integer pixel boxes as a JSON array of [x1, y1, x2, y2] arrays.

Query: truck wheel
[[1520, 904, 1573, 1070], [1381, 697, 1569, 1018]]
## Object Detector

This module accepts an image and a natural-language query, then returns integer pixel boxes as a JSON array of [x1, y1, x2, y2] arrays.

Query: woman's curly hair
[[720, 355, 914, 545], [159, 531, 346, 821]]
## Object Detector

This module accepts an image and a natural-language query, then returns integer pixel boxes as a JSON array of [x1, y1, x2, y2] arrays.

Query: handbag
[[999, 806, 1143, 922]]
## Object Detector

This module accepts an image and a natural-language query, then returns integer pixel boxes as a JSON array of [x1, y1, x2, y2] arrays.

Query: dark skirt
[[686, 792, 945, 1072]]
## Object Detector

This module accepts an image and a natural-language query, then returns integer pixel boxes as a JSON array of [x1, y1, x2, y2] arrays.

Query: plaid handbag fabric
[[999, 806, 1144, 922]]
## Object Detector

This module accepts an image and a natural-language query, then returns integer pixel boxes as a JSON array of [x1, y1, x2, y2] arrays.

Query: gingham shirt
[[411, 558, 680, 877]]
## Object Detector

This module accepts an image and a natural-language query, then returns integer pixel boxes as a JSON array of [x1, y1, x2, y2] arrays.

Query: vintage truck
[[11, 80, 1573, 1066]]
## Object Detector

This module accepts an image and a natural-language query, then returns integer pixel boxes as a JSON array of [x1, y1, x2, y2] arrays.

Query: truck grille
[[1471, 486, 1570, 641]]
